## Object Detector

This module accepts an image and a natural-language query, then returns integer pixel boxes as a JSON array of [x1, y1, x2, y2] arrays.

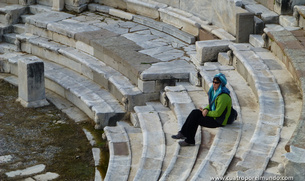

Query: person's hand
[[200, 108, 208, 117]]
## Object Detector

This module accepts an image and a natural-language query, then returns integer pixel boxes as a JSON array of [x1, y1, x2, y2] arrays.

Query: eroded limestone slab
[[25, 11, 74, 28], [6, 164, 46, 178], [196, 40, 231, 64]]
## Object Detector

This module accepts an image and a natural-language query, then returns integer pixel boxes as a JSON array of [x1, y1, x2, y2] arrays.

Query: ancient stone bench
[[0, 53, 126, 129], [229, 43, 284, 177], [104, 122, 131, 181], [194, 63, 242, 179], [132, 105, 165, 180], [159, 85, 200, 180], [265, 28, 305, 178], [16, 33, 144, 111]]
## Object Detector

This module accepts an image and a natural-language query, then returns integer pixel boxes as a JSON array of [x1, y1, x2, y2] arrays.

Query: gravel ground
[[0, 79, 107, 180]]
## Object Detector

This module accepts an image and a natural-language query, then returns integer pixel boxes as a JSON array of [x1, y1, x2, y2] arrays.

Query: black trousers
[[180, 109, 223, 144]]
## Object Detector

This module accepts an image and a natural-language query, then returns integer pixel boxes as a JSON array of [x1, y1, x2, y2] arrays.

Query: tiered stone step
[[20, 6, 201, 104], [0, 3, 27, 25], [295, 5, 305, 29], [89, 2, 235, 42], [228, 43, 285, 177], [128, 101, 178, 180], [159, 85, 201, 180], [103, 122, 131, 181], [132, 105, 166, 180], [103, 100, 183, 181], [0, 42, 17, 53], [16, 33, 143, 111], [264, 27, 305, 178], [249, 34, 264, 48], [0, 53, 126, 129], [13, 23, 25, 34], [185, 61, 243, 179], [242, 1, 279, 24], [249, 48, 302, 177], [37, 0, 53, 7], [2, 33, 16, 44]]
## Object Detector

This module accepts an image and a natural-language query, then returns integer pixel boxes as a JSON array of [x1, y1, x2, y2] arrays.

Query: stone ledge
[[133, 15, 196, 44], [140, 60, 196, 81], [230, 43, 285, 177], [265, 29, 305, 153], [17, 34, 144, 111], [126, 0, 166, 19], [245, 4, 279, 24], [91, 35, 161, 86], [44, 61, 126, 129], [195, 40, 231, 64], [104, 123, 131, 181], [0, 52, 126, 129], [25, 11, 74, 29], [194, 65, 242, 179], [90, 3, 197, 44], [159, 85, 200, 180], [133, 105, 165, 181], [159, 7, 201, 36]]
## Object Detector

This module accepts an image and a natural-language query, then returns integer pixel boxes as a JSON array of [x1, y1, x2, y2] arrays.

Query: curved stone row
[[88, 1, 235, 42], [132, 105, 166, 180], [17, 33, 143, 111], [191, 65, 242, 180], [0, 52, 126, 129], [229, 43, 285, 177], [104, 122, 132, 181], [2, 0, 303, 180], [159, 85, 200, 181], [264, 26, 305, 178], [18, 4, 200, 108]]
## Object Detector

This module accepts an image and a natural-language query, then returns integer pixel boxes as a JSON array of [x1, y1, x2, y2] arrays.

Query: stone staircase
[[0, 1, 304, 180]]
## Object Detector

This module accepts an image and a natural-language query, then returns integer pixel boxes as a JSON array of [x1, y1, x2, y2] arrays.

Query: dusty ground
[[0, 79, 108, 180]]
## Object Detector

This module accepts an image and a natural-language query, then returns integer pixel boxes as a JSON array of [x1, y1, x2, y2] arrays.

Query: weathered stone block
[[211, 28, 235, 41], [196, 40, 231, 64], [52, 32, 76, 48], [138, 79, 156, 93], [94, 0, 127, 10], [255, 0, 274, 11], [254, 16, 264, 34], [26, 12, 74, 29], [76, 41, 94, 55], [126, 0, 161, 20], [37, 0, 52, 6], [282, 146, 305, 180], [249, 34, 264, 48], [280, 15, 298, 27], [52, 0, 65, 11], [109, 8, 134, 20], [236, 12, 254, 43], [17, 57, 49, 108], [218, 52, 230, 65], [159, 7, 200, 36]]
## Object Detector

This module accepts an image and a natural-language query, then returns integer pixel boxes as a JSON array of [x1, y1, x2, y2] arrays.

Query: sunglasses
[[213, 81, 220, 84]]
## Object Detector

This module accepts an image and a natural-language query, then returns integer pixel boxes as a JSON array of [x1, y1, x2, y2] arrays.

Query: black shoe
[[171, 132, 186, 139], [178, 140, 195, 147]]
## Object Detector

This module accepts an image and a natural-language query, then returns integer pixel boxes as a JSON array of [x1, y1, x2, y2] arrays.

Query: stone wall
[[37, 0, 53, 6], [256, 0, 305, 15], [153, 0, 249, 37]]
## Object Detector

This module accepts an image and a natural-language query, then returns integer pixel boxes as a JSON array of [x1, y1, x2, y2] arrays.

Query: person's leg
[[179, 109, 206, 144], [179, 109, 222, 144]]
